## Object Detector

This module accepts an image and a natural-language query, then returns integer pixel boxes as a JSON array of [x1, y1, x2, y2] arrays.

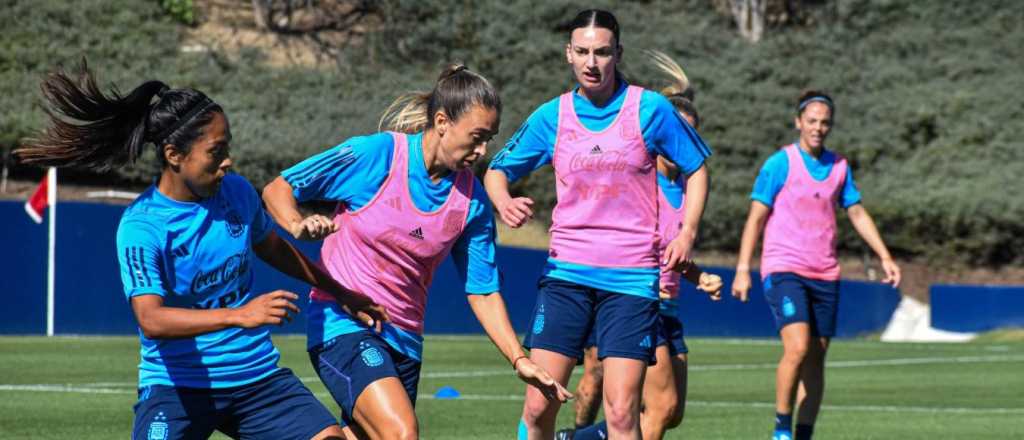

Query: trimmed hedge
[[3, 0, 1022, 264]]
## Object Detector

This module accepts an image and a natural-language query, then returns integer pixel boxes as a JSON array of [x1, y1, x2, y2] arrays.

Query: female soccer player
[[483, 10, 712, 439], [262, 64, 571, 440], [563, 50, 722, 440], [730, 90, 902, 440], [15, 61, 387, 440]]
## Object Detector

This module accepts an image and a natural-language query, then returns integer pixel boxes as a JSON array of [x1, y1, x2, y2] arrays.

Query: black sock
[[775, 412, 793, 432], [795, 423, 814, 440], [573, 420, 608, 440]]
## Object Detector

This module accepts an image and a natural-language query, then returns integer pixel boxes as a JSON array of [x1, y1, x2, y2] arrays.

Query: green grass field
[[1, 335, 1022, 439]]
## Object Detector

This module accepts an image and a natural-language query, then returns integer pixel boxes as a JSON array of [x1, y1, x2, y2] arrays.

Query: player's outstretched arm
[[678, 261, 723, 301], [483, 169, 534, 229], [253, 231, 389, 331], [846, 204, 901, 288], [466, 292, 573, 402], [130, 290, 300, 339], [732, 201, 771, 302], [664, 164, 709, 271], [262, 176, 338, 240]]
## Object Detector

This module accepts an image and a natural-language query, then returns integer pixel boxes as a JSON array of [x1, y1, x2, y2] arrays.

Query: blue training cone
[[433, 386, 460, 400]]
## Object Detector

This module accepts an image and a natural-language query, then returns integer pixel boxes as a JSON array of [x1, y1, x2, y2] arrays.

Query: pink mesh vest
[[761, 144, 847, 281], [549, 85, 659, 268], [311, 132, 473, 334], [657, 183, 686, 297]]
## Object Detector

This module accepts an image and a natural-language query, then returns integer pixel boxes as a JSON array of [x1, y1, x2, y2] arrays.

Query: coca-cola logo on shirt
[[568, 148, 630, 173]]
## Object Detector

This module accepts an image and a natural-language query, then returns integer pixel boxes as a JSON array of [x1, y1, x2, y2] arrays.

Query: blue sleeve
[[487, 99, 559, 183], [840, 163, 862, 208], [450, 179, 501, 294], [751, 151, 788, 208], [116, 218, 165, 299], [640, 91, 711, 176], [281, 132, 393, 203], [227, 174, 274, 243]]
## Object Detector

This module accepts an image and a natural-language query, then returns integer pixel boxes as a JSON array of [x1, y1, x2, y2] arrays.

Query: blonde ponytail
[[644, 49, 700, 129], [378, 63, 501, 135], [645, 49, 692, 99], [379, 92, 430, 134]]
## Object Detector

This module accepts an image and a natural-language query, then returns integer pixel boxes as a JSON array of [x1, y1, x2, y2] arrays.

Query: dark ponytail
[[379, 64, 501, 134], [16, 59, 222, 170]]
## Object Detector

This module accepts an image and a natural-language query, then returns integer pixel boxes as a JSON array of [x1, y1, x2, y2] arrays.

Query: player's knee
[[522, 394, 556, 424], [378, 416, 418, 440], [576, 375, 601, 400], [782, 343, 809, 363], [604, 397, 640, 432]]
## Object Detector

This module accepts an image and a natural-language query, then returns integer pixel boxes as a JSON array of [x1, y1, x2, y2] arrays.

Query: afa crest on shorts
[[361, 346, 384, 367], [147, 411, 168, 440]]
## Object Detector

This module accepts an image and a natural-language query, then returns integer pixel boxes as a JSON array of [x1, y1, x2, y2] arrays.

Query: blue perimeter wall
[[931, 285, 1024, 332], [3, 201, 903, 338]]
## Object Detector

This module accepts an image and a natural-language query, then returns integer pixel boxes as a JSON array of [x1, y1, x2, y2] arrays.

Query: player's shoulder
[[528, 95, 562, 124], [118, 194, 166, 245]]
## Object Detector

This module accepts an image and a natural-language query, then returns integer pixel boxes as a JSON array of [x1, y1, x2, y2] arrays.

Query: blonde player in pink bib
[[485, 10, 712, 440], [730, 90, 901, 440], [263, 65, 570, 439], [562, 51, 723, 440]]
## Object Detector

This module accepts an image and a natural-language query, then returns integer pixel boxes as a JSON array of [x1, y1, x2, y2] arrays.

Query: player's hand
[[344, 299, 391, 333], [658, 289, 673, 301], [515, 357, 573, 403], [496, 197, 534, 228], [663, 234, 695, 272], [290, 215, 338, 241], [881, 258, 901, 288], [698, 273, 724, 301], [233, 290, 300, 328], [731, 270, 751, 303]]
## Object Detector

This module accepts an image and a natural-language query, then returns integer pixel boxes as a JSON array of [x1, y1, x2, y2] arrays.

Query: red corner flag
[[24, 172, 49, 224]]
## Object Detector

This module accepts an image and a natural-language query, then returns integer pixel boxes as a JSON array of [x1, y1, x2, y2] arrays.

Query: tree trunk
[[730, 0, 767, 43]]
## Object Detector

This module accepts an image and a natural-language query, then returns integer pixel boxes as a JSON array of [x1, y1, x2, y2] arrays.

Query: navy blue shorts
[[580, 312, 687, 362], [524, 277, 659, 363], [132, 368, 335, 440], [763, 272, 840, 337], [309, 330, 421, 426], [656, 314, 689, 356]]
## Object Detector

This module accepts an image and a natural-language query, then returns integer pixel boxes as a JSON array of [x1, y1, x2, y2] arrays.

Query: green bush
[[160, 0, 195, 25], [3, 0, 1022, 264]]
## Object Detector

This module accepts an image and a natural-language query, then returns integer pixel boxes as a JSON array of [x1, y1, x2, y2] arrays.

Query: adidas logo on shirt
[[590, 145, 603, 155], [409, 227, 424, 240]]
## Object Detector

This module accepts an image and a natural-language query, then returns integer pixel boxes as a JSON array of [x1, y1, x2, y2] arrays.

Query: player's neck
[[157, 170, 202, 203], [798, 140, 824, 158], [420, 129, 450, 183]]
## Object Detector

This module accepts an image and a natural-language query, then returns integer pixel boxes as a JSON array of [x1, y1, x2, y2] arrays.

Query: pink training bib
[[311, 132, 473, 334], [761, 144, 848, 281], [549, 85, 659, 268], [657, 182, 686, 297]]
